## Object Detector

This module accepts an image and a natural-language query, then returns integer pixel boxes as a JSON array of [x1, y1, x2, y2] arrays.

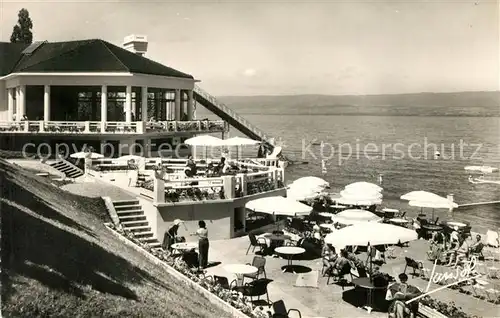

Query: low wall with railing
[[0, 119, 227, 134], [87, 157, 285, 204]]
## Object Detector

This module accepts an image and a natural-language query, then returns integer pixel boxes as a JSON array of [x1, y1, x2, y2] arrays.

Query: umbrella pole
[[369, 243, 373, 282]]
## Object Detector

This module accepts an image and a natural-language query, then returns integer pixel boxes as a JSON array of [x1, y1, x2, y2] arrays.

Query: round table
[[389, 218, 410, 227], [446, 221, 467, 228], [352, 277, 388, 314], [224, 264, 258, 285], [275, 246, 305, 273], [171, 242, 198, 251], [422, 224, 443, 232]]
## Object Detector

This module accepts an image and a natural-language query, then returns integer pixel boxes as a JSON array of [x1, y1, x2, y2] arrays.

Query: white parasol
[[345, 182, 383, 193], [286, 187, 325, 201], [337, 196, 382, 206], [340, 189, 383, 199], [400, 191, 446, 202], [245, 196, 312, 217], [289, 176, 330, 189], [222, 136, 261, 146], [324, 222, 417, 247], [185, 135, 224, 146], [70, 151, 104, 159], [331, 209, 382, 225], [408, 199, 458, 220], [324, 222, 418, 274]]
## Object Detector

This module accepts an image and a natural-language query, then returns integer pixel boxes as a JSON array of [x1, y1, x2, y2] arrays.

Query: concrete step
[[115, 209, 144, 216], [121, 220, 149, 227], [148, 242, 162, 248], [118, 215, 147, 221], [113, 199, 140, 206], [133, 231, 155, 238], [125, 225, 151, 232], [114, 204, 141, 211], [138, 237, 159, 243]]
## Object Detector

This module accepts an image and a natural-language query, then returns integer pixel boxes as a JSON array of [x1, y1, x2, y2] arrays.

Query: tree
[[10, 8, 33, 44]]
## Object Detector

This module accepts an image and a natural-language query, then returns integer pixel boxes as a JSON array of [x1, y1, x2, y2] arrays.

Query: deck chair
[[205, 275, 238, 290], [244, 256, 267, 281], [404, 257, 424, 277], [272, 300, 302, 318], [326, 263, 352, 288], [246, 233, 267, 255]]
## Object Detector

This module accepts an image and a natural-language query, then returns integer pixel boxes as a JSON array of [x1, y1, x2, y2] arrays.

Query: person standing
[[194, 220, 209, 270], [162, 219, 183, 251]]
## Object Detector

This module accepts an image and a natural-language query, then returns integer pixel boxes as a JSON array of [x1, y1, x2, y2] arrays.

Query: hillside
[[0, 159, 229, 318], [211, 91, 500, 117]]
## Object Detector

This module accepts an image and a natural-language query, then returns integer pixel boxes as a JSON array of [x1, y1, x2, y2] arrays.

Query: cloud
[[242, 68, 257, 77]]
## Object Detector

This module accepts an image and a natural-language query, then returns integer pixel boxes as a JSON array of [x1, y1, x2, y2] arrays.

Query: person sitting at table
[[217, 157, 231, 174], [330, 249, 350, 276], [386, 273, 421, 318], [446, 233, 471, 267], [469, 234, 484, 256], [162, 219, 183, 251], [427, 231, 446, 262], [449, 226, 460, 248], [322, 243, 338, 274], [185, 155, 197, 177]]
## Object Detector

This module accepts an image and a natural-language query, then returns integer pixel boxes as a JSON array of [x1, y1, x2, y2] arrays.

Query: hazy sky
[[0, 0, 498, 95]]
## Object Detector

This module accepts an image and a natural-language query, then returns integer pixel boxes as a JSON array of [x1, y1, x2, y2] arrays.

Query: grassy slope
[[0, 158, 230, 318]]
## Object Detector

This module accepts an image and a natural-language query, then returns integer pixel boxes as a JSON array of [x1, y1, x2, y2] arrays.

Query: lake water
[[199, 108, 500, 233]]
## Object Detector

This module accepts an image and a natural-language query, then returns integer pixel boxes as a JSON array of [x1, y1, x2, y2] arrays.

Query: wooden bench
[[418, 304, 449, 318]]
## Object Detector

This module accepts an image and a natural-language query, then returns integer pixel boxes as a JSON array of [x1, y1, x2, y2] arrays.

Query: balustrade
[[0, 119, 227, 134]]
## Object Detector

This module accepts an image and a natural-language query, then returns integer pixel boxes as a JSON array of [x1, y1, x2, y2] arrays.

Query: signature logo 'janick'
[[406, 256, 479, 304]]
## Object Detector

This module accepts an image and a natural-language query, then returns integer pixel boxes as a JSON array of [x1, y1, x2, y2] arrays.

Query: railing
[[145, 120, 227, 133], [245, 170, 278, 195], [194, 86, 273, 144], [88, 156, 285, 204], [0, 119, 227, 135]]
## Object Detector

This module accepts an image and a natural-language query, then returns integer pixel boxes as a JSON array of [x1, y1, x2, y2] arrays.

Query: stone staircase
[[112, 199, 162, 251], [49, 159, 84, 179]]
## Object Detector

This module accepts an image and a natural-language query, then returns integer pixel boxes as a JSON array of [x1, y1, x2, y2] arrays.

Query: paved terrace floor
[[200, 236, 500, 318]]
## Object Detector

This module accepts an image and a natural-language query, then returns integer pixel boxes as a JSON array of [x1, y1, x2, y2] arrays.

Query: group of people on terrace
[[427, 228, 484, 266]]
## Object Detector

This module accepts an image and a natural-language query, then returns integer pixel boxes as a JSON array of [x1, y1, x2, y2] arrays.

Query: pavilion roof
[[0, 39, 193, 79]]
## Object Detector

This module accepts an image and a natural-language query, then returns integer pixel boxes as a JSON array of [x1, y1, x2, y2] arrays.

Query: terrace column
[[174, 89, 181, 120], [18, 85, 26, 118], [7, 88, 14, 121], [43, 85, 51, 121], [141, 86, 148, 121], [187, 89, 194, 120], [153, 168, 166, 204], [125, 85, 132, 123], [101, 85, 108, 132]]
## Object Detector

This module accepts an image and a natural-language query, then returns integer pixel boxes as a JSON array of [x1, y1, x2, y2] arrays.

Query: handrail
[[194, 86, 273, 145]]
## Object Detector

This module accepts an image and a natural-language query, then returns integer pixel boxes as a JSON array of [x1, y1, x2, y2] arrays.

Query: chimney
[[123, 34, 148, 57]]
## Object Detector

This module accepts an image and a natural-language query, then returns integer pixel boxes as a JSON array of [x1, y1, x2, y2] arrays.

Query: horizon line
[[217, 90, 500, 98]]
